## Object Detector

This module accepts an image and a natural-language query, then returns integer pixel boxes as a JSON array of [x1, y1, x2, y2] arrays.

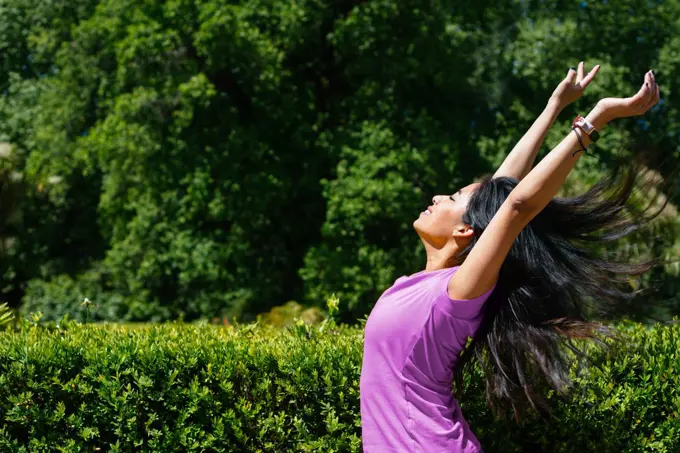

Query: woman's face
[[413, 182, 480, 247]]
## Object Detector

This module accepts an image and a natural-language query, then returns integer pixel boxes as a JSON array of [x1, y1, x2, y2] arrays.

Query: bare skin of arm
[[494, 62, 600, 181], [449, 70, 660, 300]]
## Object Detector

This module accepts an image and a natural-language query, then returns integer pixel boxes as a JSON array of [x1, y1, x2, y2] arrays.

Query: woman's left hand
[[550, 61, 600, 109], [592, 70, 659, 123]]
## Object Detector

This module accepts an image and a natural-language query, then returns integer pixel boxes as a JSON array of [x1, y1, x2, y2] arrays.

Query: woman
[[360, 63, 662, 452]]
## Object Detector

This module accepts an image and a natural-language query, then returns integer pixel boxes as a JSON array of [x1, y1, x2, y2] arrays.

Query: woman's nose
[[432, 196, 440, 204]]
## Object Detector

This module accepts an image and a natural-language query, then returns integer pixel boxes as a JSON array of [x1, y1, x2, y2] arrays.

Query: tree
[[0, 0, 675, 322]]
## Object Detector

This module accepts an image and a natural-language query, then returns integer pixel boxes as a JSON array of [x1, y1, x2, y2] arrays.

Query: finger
[[579, 64, 601, 90], [642, 82, 653, 105], [630, 80, 648, 103], [576, 61, 585, 83], [645, 74, 656, 105], [642, 88, 657, 112], [643, 81, 661, 111], [649, 70, 659, 101], [644, 70, 653, 90], [637, 83, 655, 113], [565, 67, 577, 84], [646, 71, 658, 102], [641, 71, 655, 96], [627, 82, 649, 110]]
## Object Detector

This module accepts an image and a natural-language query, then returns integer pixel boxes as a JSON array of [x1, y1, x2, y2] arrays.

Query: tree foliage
[[0, 0, 678, 321]]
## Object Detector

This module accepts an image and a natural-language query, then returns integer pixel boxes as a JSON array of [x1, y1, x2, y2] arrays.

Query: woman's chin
[[415, 210, 431, 221], [413, 215, 426, 231]]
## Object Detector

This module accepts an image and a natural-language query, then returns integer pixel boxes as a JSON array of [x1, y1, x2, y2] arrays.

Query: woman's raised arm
[[449, 69, 660, 300], [493, 62, 600, 180]]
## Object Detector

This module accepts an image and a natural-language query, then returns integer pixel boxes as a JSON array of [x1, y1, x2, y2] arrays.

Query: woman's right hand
[[594, 70, 660, 123]]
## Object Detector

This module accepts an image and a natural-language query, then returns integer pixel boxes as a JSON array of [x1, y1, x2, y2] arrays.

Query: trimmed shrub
[[0, 320, 678, 452]]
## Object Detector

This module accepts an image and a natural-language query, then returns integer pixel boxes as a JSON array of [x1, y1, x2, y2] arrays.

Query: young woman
[[360, 63, 662, 452]]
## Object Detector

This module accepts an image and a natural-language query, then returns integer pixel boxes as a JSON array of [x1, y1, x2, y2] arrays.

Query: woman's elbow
[[506, 194, 539, 220]]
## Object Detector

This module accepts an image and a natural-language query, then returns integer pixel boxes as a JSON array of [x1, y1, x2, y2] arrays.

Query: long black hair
[[453, 163, 672, 419]]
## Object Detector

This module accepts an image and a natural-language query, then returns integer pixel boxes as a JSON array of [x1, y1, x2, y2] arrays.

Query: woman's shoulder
[[437, 267, 495, 319]]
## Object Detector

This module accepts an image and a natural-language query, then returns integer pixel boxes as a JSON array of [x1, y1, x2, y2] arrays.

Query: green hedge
[[0, 320, 679, 452]]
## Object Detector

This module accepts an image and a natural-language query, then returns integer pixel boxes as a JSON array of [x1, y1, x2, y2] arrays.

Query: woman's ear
[[452, 224, 475, 238]]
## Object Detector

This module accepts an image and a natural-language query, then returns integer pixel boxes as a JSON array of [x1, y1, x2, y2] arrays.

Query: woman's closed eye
[[449, 195, 456, 202]]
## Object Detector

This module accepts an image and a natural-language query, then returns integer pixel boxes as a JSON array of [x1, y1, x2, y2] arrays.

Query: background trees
[[0, 0, 678, 322]]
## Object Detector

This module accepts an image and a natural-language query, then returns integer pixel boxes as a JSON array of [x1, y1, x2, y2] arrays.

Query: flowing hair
[[453, 163, 672, 419]]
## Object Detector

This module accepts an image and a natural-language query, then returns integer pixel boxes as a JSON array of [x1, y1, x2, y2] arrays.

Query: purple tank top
[[360, 265, 496, 453]]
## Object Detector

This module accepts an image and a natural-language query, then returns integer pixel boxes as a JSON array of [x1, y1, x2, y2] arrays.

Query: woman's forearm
[[509, 105, 608, 214], [493, 99, 563, 180]]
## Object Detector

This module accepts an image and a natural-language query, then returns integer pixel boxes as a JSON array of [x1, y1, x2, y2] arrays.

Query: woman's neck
[[422, 242, 460, 272]]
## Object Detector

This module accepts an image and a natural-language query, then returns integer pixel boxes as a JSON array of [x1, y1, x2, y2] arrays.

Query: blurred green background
[[1, 0, 679, 325]]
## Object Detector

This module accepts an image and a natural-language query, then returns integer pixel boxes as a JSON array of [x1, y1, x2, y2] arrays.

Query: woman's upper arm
[[447, 197, 532, 300]]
